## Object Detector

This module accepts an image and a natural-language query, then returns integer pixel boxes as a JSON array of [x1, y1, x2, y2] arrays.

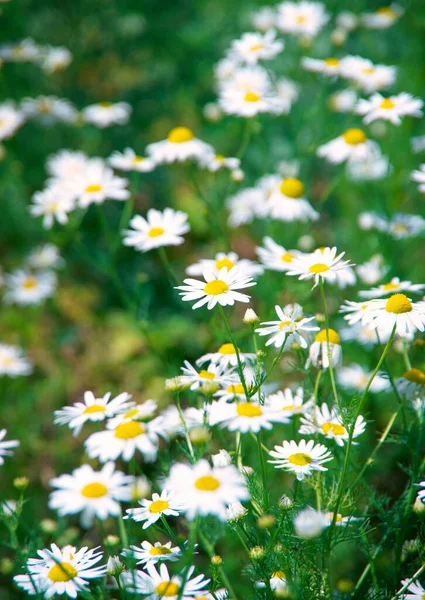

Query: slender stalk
[[318, 278, 340, 410], [248, 334, 288, 398], [218, 305, 249, 399], [117, 508, 129, 549], [389, 564, 425, 600], [257, 430, 269, 510], [175, 393, 196, 463], [401, 340, 412, 370], [199, 531, 240, 600], [158, 246, 179, 285]]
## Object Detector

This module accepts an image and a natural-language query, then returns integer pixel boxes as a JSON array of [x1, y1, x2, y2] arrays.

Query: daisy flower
[[324, 512, 361, 527], [81, 101, 132, 127], [337, 364, 388, 393], [122, 563, 209, 600], [21, 96, 78, 124], [0, 38, 41, 62], [30, 184, 76, 229], [328, 89, 358, 113], [0, 429, 19, 465], [109, 148, 156, 172], [359, 278, 425, 299], [356, 93, 423, 125], [229, 30, 284, 65], [387, 214, 425, 239], [196, 343, 256, 369], [267, 177, 319, 222], [27, 244, 64, 270], [339, 55, 396, 93], [256, 571, 288, 595], [123, 208, 190, 252], [0, 103, 24, 140], [340, 322, 392, 347], [365, 294, 425, 338], [71, 162, 129, 208], [46, 150, 89, 180], [186, 251, 263, 279], [276, 1, 329, 37], [197, 153, 240, 172], [395, 368, 425, 400], [53, 390, 134, 436], [49, 463, 133, 528], [165, 459, 249, 520], [302, 57, 341, 76], [256, 303, 319, 348], [85, 418, 159, 463], [356, 255, 388, 286], [264, 387, 314, 417], [294, 507, 328, 538], [286, 247, 354, 289], [251, 7, 276, 31], [269, 439, 333, 481], [14, 544, 106, 598], [317, 129, 379, 165], [411, 164, 425, 194], [276, 77, 299, 113], [41, 46, 72, 73], [346, 147, 390, 182], [299, 403, 366, 446], [226, 187, 266, 227], [256, 236, 302, 272], [399, 578, 425, 600], [209, 398, 290, 433], [339, 299, 376, 326], [308, 329, 342, 369], [361, 4, 403, 29], [108, 399, 158, 428], [123, 541, 181, 565], [176, 267, 255, 310], [3, 270, 57, 305], [146, 127, 213, 164], [180, 361, 236, 391], [0, 344, 32, 377], [125, 490, 182, 529]]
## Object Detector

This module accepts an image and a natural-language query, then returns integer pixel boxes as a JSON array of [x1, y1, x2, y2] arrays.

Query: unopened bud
[[13, 477, 29, 491], [189, 425, 211, 445], [257, 514, 276, 529], [278, 495, 293, 510], [165, 376, 191, 393], [0, 558, 14, 575], [226, 501, 248, 522], [105, 535, 120, 547], [40, 519, 58, 535], [203, 102, 222, 122], [330, 28, 347, 46], [249, 545, 266, 560], [413, 495, 425, 513], [212, 449, 232, 468], [243, 308, 259, 324], [211, 555, 223, 566], [200, 381, 221, 396], [107, 556, 124, 576], [231, 168, 244, 182], [314, 313, 326, 324]]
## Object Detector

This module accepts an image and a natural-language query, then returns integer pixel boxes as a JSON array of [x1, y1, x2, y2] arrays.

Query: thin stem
[[218, 305, 249, 400], [248, 334, 288, 398], [390, 564, 425, 600], [199, 531, 240, 600], [318, 278, 340, 410], [257, 430, 269, 510], [158, 246, 179, 285], [175, 393, 196, 463], [117, 508, 129, 549], [401, 340, 412, 370]]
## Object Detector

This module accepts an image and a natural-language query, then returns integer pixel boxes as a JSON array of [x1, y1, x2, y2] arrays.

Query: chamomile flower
[[49, 463, 133, 528], [196, 343, 256, 370], [85, 418, 159, 463], [46, 150, 89, 180], [395, 369, 425, 400], [125, 490, 182, 529], [108, 400, 158, 428], [30, 183, 76, 229], [365, 294, 425, 338], [267, 177, 319, 222], [339, 56, 396, 93], [299, 403, 366, 446], [359, 278, 425, 299], [226, 187, 266, 227], [180, 361, 236, 391], [197, 153, 240, 172], [124, 541, 181, 565], [14, 544, 106, 598], [81, 101, 132, 128], [340, 299, 375, 326], [276, 78, 300, 113], [109, 148, 156, 172], [356, 93, 423, 125], [337, 364, 388, 393], [399, 578, 425, 600], [308, 329, 342, 369], [256, 303, 318, 348], [122, 563, 209, 600], [411, 164, 425, 193], [4, 270, 56, 305], [166, 459, 249, 520], [329, 89, 358, 113], [387, 214, 425, 239], [356, 255, 388, 285], [302, 56, 341, 76], [361, 4, 403, 29], [27, 245, 64, 270], [324, 512, 361, 527], [209, 398, 290, 433], [71, 162, 129, 208], [340, 321, 391, 347], [0, 103, 24, 140], [53, 390, 134, 436], [256, 236, 302, 272], [269, 439, 333, 481], [41, 46, 72, 73], [186, 251, 263, 279], [146, 127, 213, 164], [176, 267, 255, 310], [0, 429, 19, 465], [317, 129, 379, 165], [276, 1, 329, 37], [286, 247, 354, 289], [229, 31, 284, 65], [21, 96, 78, 124], [264, 387, 314, 416], [294, 507, 328, 538], [123, 208, 190, 252], [346, 146, 390, 181], [0, 38, 41, 62], [0, 344, 32, 377]]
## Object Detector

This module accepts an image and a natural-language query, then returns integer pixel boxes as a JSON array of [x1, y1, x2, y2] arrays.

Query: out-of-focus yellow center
[[154, 582, 180, 597], [383, 282, 400, 291], [279, 177, 304, 198], [315, 329, 340, 344], [83, 404, 106, 414], [281, 252, 294, 262], [149, 499, 169, 513], [48, 562, 77, 582], [376, 6, 397, 17], [244, 91, 261, 102], [199, 370, 215, 380], [218, 343, 237, 354], [380, 98, 395, 109], [167, 127, 194, 143], [195, 475, 220, 491], [22, 277, 38, 290], [148, 227, 165, 238], [385, 293, 412, 314], [324, 58, 340, 66], [215, 257, 235, 270], [236, 402, 262, 417], [114, 420, 145, 439], [296, 15, 306, 23], [99, 102, 113, 108], [226, 383, 245, 395], [204, 280, 229, 295], [403, 368, 425, 385], [81, 482, 108, 498], [309, 263, 329, 274], [149, 546, 172, 555], [249, 44, 264, 52], [279, 320, 292, 330], [322, 422, 346, 436], [343, 128, 367, 145], [85, 184, 102, 193], [288, 453, 312, 466]]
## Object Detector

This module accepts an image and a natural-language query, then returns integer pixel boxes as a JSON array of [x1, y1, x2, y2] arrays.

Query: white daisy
[[324, 512, 361, 527], [356, 93, 423, 125], [339, 55, 396, 93], [41, 46, 72, 73], [21, 96, 78, 124], [337, 364, 389, 393], [395, 368, 425, 400], [302, 56, 341, 76], [146, 127, 213, 164], [229, 30, 284, 65], [346, 146, 390, 182], [411, 164, 425, 194], [340, 299, 376, 326], [328, 89, 358, 113], [294, 507, 328, 538], [108, 400, 158, 429], [122, 562, 209, 600], [53, 390, 134, 436], [317, 128, 380, 165], [356, 255, 388, 286], [361, 4, 403, 29], [49, 463, 133, 528], [186, 251, 263, 279], [180, 361, 236, 391], [308, 329, 342, 369], [46, 150, 89, 180], [264, 387, 314, 416], [71, 162, 129, 208], [125, 490, 182, 529], [256, 303, 318, 348], [176, 267, 255, 310], [286, 247, 354, 289], [3, 270, 56, 305], [0, 344, 32, 377], [387, 214, 425, 239], [267, 177, 319, 222], [123, 541, 181, 565], [196, 343, 256, 370], [0, 429, 19, 465], [276, 1, 329, 37], [109, 148, 156, 172], [340, 322, 391, 347], [399, 578, 425, 600], [226, 187, 266, 227], [165, 459, 249, 520], [365, 294, 425, 338], [123, 208, 190, 252], [269, 439, 333, 480], [299, 403, 366, 446], [14, 544, 106, 598], [0, 103, 24, 140], [0, 38, 41, 62], [197, 153, 240, 172], [209, 398, 290, 432], [81, 101, 131, 128], [256, 236, 302, 272], [251, 7, 276, 31], [27, 245, 64, 270], [359, 278, 425, 299], [30, 183, 76, 229]]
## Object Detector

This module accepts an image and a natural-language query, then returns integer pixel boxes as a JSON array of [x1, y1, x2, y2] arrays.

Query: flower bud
[[249, 545, 266, 560], [105, 535, 121, 547], [211, 555, 223, 566], [413, 495, 425, 513], [231, 168, 244, 182], [243, 308, 259, 324], [40, 519, 58, 535], [107, 556, 124, 576], [294, 508, 327, 539], [13, 477, 29, 491], [257, 514, 276, 529], [227, 501, 248, 522], [165, 376, 191, 393], [278, 495, 293, 510], [200, 381, 221, 396], [189, 425, 211, 445], [212, 449, 232, 468]]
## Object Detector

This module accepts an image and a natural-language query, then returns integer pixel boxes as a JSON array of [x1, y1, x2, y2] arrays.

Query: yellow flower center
[[83, 404, 106, 414], [22, 276, 38, 290], [199, 370, 216, 380], [149, 546, 172, 556], [1, 357, 14, 366], [324, 58, 339, 66], [215, 257, 235, 270], [244, 91, 261, 103], [154, 582, 180, 597], [282, 404, 295, 411], [148, 227, 165, 238], [279, 320, 292, 330], [99, 102, 113, 108], [362, 67, 375, 74], [48, 562, 78, 583], [287, 453, 312, 466], [385, 293, 412, 314], [281, 252, 294, 263], [315, 329, 340, 344], [114, 420, 145, 439], [81, 482, 108, 498], [383, 282, 400, 291], [296, 15, 306, 23], [149, 499, 169, 513], [123, 408, 141, 419], [343, 128, 367, 145], [195, 475, 221, 491], [85, 184, 103, 193], [218, 343, 237, 354], [376, 6, 396, 17], [132, 156, 145, 164], [204, 280, 229, 295], [322, 422, 346, 436], [236, 402, 263, 417], [226, 383, 245, 395], [272, 570, 286, 580], [279, 177, 305, 198], [380, 98, 395, 109], [215, 154, 225, 162], [308, 263, 329, 274], [403, 368, 425, 385], [249, 43, 264, 52], [167, 127, 194, 143]]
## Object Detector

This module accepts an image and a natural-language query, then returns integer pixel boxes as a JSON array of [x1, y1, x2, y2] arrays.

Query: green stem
[[117, 508, 129, 549], [257, 430, 269, 510], [218, 305, 249, 400], [318, 278, 340, 410], [158, 246, 179, 285], [175, 393, 196, 463], [199, 531, 240, 600], [389, 564, 425, 600]]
